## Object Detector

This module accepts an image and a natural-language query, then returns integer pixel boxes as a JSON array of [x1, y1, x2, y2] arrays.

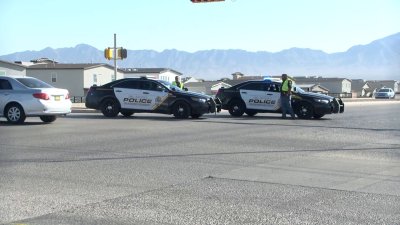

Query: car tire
[[228, 99, 245, 117], [313, 113, 324, 119], [101, 98, 120, 117], [295, 102, 314, 119], [5, 103, 26, 124], [173, 101, 190, 119], [191, 114, 203, 119], [245, 110, 258, 117], [121, 110, 134, 117], [40, 115, 57, 123]]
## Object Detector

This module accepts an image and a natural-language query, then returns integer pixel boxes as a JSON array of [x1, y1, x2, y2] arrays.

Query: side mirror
[[293, 87, 297, 92], [184, 88, 188, 91], [171, 87, 176, 91]]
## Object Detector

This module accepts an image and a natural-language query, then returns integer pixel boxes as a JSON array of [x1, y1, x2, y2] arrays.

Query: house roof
[[351, 79, 369, 91], [0, 59, 28, 68], [297, 83, 329, 91], [294, 77, 351, 82], [121, 68, 182, 75], [27, 63, 117, 70]]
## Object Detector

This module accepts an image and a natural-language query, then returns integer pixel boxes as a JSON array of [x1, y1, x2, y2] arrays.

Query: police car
[[85, 77, 219, 119], [215, 79, 344, 119]]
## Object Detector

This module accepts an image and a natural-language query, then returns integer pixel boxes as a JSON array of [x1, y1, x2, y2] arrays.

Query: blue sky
[[0, 0, 399, 55]]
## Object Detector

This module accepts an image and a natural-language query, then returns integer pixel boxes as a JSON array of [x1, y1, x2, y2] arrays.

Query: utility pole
[[114, 33, 117, 79]]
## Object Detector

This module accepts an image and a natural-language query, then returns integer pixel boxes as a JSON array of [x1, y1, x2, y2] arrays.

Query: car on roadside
[[0, 76, 72, 124], [215, 79, 344, 119], [374, 87, 395, 99], [85, 77, 219, 119]]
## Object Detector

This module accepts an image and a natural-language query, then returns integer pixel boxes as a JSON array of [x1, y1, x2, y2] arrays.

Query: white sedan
[[0, 76, 72, 124]]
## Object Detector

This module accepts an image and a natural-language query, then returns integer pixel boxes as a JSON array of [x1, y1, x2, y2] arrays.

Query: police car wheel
[[228, 100, 245, 117], [101, 98, 120, 117], [173, 101, 190, 119], [121, 110, 134, 117], [5, 103, 26, 124], [191, 114, 203, 119], [245, 110, 257, 117], [40, 115, 57, 123], [295, 102, 313, 119]]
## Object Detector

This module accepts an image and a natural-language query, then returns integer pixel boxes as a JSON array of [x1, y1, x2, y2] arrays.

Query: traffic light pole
[[114, 33, 117, 79]]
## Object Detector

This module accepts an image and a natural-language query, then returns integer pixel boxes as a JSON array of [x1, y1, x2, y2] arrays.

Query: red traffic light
[[191, 0, 224, 3]]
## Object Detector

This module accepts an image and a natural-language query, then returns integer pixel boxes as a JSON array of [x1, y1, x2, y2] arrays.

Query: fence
[[70, 96, 85, 103], [328, 93, 352, 98]]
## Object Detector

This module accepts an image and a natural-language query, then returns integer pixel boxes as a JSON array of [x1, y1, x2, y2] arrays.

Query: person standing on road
[[280, 74, 296, 119], [172, 76, 184, 90]]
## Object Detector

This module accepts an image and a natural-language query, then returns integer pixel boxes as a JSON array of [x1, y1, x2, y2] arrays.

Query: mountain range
[[1, 33, 399, 80]]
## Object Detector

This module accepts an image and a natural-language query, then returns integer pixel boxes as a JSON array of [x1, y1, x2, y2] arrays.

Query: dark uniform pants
[[281, 95, 295, 118]]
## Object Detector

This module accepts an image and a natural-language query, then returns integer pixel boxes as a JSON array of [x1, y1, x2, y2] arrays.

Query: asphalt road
[[1, 101, 399, 225]]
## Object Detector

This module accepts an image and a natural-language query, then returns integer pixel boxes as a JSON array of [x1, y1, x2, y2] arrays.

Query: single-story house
[[366, 80, 399, 94], [0, 60, 27, 76], [294, 77, 352, 94], [27, 63, 124, 97], [351, 79, 371, 97]]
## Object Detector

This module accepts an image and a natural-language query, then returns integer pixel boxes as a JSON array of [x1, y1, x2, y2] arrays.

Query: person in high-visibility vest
[[172, 76, 184, 89], [280, 74, 296, 119]]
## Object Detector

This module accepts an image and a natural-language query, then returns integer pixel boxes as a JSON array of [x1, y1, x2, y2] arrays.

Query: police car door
[[265, 83, 281, 111], [140, 80, 169, 111], [239, 82, 269, 110], [113, 79, 144, 110]]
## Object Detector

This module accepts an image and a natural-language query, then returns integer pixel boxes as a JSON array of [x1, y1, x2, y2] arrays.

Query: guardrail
[[70, 96, 85, 103]]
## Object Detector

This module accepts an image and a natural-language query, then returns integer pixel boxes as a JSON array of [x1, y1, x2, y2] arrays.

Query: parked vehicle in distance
[[216, 79, 344, 119], [0, 76, 72, 124], [85, 77, 220, 119], [374, 87, 395, 99]]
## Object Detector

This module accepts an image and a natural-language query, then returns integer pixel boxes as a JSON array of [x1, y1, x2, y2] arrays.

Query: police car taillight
[[65, 92, 70, 99], [33, 93, 50, 100]]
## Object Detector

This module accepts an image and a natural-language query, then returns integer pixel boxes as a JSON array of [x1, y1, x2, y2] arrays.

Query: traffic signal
[[191, 0, 224, 2], [104, 48, 113, 60], [118, 48, 127, 59]]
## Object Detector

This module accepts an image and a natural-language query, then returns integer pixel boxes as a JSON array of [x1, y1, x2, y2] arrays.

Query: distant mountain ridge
[[1, 32, 399, 80]]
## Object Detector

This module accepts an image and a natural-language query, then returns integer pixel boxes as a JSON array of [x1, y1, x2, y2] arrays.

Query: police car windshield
[[378, 89, 390, 92], [158, 80, 183, 92]]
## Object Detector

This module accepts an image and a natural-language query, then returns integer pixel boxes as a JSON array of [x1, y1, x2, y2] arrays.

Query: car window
[[266, 83, 280, 92], [113, 80, 140, 89], [239, 82, 266, 91], [140, 81, 166, 92], [16, 78, 53, 88], [0, 79, 13, 90]]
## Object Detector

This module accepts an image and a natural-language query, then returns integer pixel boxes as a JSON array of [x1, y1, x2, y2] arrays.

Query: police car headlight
[[314, 98, 329, 104], [191, 97, 207, 103]]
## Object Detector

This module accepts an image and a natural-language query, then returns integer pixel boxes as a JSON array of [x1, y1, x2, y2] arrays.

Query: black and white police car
[[215, 79, 344, 119], [85, 77, 219, 119]]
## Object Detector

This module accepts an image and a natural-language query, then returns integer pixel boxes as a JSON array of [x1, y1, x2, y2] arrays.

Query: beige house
[[294, 77, 352, 94], [351, 79, 371, 97], [0, 60, 27, 76], [27, 63, 124, 97]]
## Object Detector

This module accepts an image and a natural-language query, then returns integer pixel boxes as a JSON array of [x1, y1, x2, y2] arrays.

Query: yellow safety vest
[[282, 80, 290, 92], [172, 81, 184, 89]]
